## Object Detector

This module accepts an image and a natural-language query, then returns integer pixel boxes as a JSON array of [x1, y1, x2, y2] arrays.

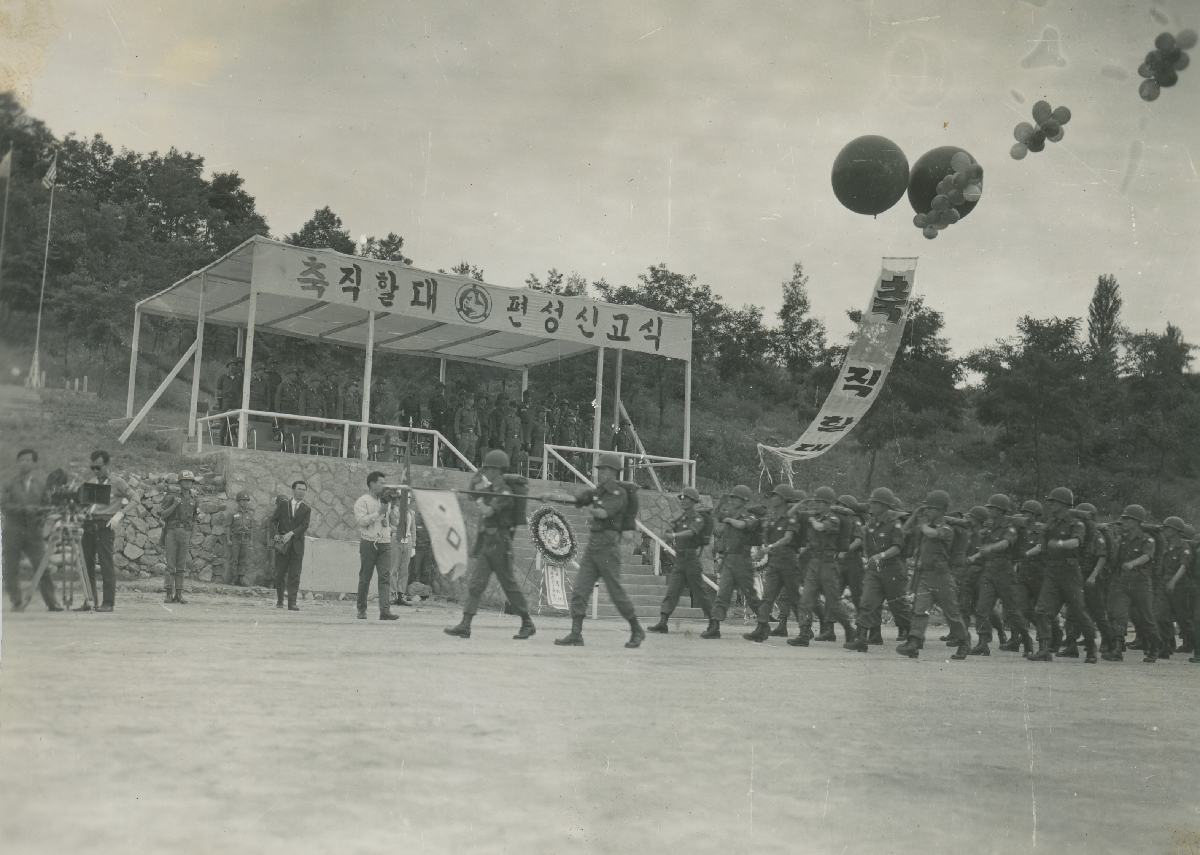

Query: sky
[[7, 0, 1200, 355]]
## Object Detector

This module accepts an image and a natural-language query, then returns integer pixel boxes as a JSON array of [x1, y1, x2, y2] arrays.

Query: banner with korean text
[[250, 240, 692, 361], [758, 257, 918, 470]]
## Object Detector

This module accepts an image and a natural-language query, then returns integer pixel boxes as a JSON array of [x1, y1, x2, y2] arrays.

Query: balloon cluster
[[1010, 100, 1071, 160], [912, 151, 983, 239], [1138, 30, 1196, 101]]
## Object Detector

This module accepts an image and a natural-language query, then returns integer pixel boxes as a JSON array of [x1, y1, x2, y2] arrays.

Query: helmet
[[729, 485, 753, 501], [791, 489, 809, 503], [1163, 516, 1188, 534], [1185, 524, 1196, 539], [1020, 500, 1044, 517], [869, 487, 899, 508], [236, 490, 250, 502], [482, 449, 510, 469], [1046, 487, 1075, 506], [837, 494, 859, 510], [968, 505, 989, 522], [596, 452, 622, 471], [924, 490, 951, 510], [1073, 502, 1097, 519], [771, 484, 793, 499], [179, 470, 197, 483], [986, 494, 1012, 512], [813, 486, 837, 503], [1119, 504, 1148, 523], [679, 487, 701, 502]]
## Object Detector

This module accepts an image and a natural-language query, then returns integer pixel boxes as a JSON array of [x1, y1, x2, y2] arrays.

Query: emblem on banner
[[455, 283, 491, 324]]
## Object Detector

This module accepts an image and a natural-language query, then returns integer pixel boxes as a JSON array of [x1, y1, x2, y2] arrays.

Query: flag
[[410, 489, 470, 580], [0, 149, 11, 180], [41, 154, 56, 190]]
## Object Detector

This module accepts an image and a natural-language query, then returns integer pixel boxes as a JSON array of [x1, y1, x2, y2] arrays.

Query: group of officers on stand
[[649, 481, 1197, 664]]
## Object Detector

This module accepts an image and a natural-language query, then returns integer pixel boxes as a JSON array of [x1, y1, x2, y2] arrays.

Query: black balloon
[[1155, 32, 1177, 52], [907, 145, 980, 220], [1157, 68, 1179, 87], [830, 135, 911, 216]]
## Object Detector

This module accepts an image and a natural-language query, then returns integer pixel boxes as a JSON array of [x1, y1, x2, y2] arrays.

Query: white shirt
[[354, 493, 399, 543]]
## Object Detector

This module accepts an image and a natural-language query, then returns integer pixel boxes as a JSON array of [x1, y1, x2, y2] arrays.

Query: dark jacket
[[270, 496, 311, 556]]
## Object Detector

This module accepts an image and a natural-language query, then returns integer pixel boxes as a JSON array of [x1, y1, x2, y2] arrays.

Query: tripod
[[21, 516, 96, 610]]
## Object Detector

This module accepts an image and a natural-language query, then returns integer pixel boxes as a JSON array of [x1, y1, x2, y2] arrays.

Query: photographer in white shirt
[[354, 471, 402, 621]]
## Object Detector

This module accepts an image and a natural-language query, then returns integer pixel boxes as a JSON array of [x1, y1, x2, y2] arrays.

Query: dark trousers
[[756, 561, 800, 624], [274, 549, 304, 605], [908, 566, 968, 645], [357, 540, 393, 613], [973, 563, 1026, 642], [3, 521, 57, 608], [227, 541, 251, 583], [1012, 565, 1042, 627], [81, 522, 116, 607], [660, 549, 713, 618], [840, 558, 864, 608], [1066, 575, 1111, 646], [1035, 566, 1095, 645], [1153, 577, 1192, 650], [857, 562, 912, 632], [464, 533, 528, 616], [711, 553, 761, 622], [953, 565, 976, 625], [1107, 569, 1160, 649], [569, 531, 635, 621], [797, 558, 850, 631]]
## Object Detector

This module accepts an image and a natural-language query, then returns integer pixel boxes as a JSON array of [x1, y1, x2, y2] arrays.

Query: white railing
[[194, 408, 477, 472], [540, 444, 695, 490]]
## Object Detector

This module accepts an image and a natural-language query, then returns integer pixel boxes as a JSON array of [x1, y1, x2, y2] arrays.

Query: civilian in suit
[[270, 480, 311, 610]]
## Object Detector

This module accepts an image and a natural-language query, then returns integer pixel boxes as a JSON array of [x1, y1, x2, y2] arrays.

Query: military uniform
[[710, 508, 763, 622], [225, 506, 254, 585], [1155, 539, 1194, 654], [972, 517, 1028, 646], [1013, 522, 1045, 630], [568, 481, 637, 621], [249, 371, 272, 411], [1107, 529, 1161, 654], [1033, 515, 1095, 652], [658, 508, 714, 619], [756, 509, 801, 629], [1064, 524, 1113, 651], [905, 519, 969, 647], [836, 509, 865, 608], [857, 515, 912, 639], [215, 367, 243, 445], [454, 403, 481, 465], [796, 512, 852, 640], [159, 492, 199, 600], [502, 406, 523, 464], [463, 477, 529, 618], [948, 521, 975, 626], [2, 470, 59, 609]]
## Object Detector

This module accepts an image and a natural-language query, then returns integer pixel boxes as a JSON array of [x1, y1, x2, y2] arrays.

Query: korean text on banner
[[759, 257, 918, 464], [251, 241, 692, 361], [410, 490, 470, 580], [543, 564, 569, 610]]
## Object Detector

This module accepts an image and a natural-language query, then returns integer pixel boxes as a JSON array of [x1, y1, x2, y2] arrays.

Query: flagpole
[[28, 151, 56, 389], [0, 144, 12, 306]]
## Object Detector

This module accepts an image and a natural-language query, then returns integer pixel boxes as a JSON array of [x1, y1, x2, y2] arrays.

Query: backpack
[[698, 508, 715, 546], [502, 474, 529, 526], [833, 507, 857, 553], [615, 481, 640, 531]]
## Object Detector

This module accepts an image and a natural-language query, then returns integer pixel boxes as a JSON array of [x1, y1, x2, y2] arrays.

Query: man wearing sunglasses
[[78, 450, 139, 612]]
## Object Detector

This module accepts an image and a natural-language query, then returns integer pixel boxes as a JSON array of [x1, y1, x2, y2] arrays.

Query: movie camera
[[42, 469, 111, 518]]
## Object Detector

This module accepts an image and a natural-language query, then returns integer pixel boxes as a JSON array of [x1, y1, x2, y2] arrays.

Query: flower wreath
[[529, 506, 578, 565]]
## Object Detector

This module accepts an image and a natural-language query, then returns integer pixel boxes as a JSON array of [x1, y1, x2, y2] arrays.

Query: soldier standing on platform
[[454, 394, 481, 469], [275, 369, 306, 449], [216, 358, 243, 445], [744, 484, 801, 642], [1026, 487, 1096, 663], [701, 485, 763, 640], [249, 364, 272, 413], [488, 393, 507, 452], [896, 490, 971, 660], [648, 487, 713, 633], [341, 378, 363, 455], [966, 494, 1029, 656], [792, 486, 857, 647], [265, 360, 283, 408], [223, 490, 254, 586], [555, 453, 644, 648], [846, 487, 910, 651], [428, 383, 450, 463], [1103, 504, 1161, 662], [502, 398, 523, 465]]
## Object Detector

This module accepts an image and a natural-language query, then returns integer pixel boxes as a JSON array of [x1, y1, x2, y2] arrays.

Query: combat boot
[[939, 633, 953, 642], [1056, 642, 1080, 658], [555, 616, 585, 646], [1159, 639, 1174, 659], [815, 623, 836, 642], [444, 614, 473, 638], [164, 586, 174, 604], [770, 616, 790, 637], [174, 590, 188, 605], [1142, 643, 1157, 664], [867, 627, 883, 645], [647, 614, 670, 634], [951, 641, 971, 660], [896, 637, 920, 659], [1020, 632, 1035, 656], [994, 621, 1009, 648], [625, 619, 646, 649], [1128, 637, 1145, 650], [514, 615, 536, 639], [969, 640, 990, 657], [743, 622, 770, 642], [786, 634, 810, 647], [844, 627, 868, 652], [1102, 646, 1123, 661], [700, 620, 721, 639], [379, 609, 400, 621], [1025, 641, 1053, 662], [1189, 652, 1200, 663], [1084, 639, 1098, 664], [999, 637, 1022, 652]]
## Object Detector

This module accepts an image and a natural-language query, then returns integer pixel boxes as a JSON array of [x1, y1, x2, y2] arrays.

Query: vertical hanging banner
[[759, 257, 918, 467]]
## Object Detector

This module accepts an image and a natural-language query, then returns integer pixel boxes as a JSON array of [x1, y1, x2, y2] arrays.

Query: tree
[[525, 268, 587, 296], [770, 262, 826, 375], [1086, 274, 1123, 373], [361, 232, 411, 264], [449, 262, 484, 281], [286, 206, 355, 254]]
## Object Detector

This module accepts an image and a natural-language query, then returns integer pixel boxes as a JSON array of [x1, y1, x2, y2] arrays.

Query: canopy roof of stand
[[136, 236, 693, 369]]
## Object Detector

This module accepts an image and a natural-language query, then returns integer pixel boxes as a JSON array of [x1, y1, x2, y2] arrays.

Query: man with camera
[[354, 472, 402, 621], [2, 448, 63, 612], [78, 450, 138, 612]]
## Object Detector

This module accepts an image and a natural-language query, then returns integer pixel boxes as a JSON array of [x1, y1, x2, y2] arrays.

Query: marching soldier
[[835, 494, 866, 609], [897, 490, 970, 659], [945, 510, 976, 641], [1005, 500, 1046, 650], [1061, 502, 1112, 656], [1026, 487, 1097, 663], [744, 484, 801, 642], [846, 487, 910, 650], [700, 485, 763, 640], [1103, 504, 1161, 662], [967, 494, 1030, 656], [445, 450, 536, 640], [1158, 516, 1194, 658], [556, 453, 644, 648], [792, 486, 858, 647], [223, 490, 254, 586], [648, 487, 714, 633]]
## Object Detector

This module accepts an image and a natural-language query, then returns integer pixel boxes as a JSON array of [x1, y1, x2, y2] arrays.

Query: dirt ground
[[1, 591, 1198, 855]]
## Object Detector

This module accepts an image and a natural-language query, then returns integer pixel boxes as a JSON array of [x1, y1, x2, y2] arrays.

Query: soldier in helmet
[[1025, 487, 1097, 663], [791, 486, 859, 647], [157, 470, 200, 604], [223, 490, 255, 586], [1005, 500, 1047, 651], [556, 452, 644, 648], [647, 487, 714, 633], [701, 485, 764, 640], [1158, 516, 1194, 657], [445, 449, 536, 640], [846, 487, 912, 651], [897, 490, 971, 659], [834, 494, 866, 610], [1103, 504, 1162, 662], [1060, 502, 1113, 657], [966, 494, 1030, 656], [744, 484, 802, 642]]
